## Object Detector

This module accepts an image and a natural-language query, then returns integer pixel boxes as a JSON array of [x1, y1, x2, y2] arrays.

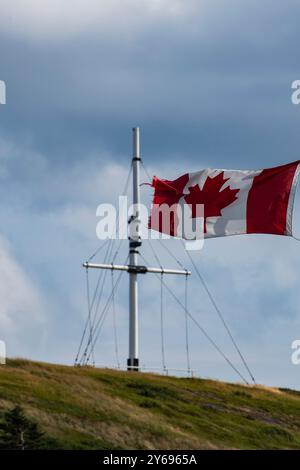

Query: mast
[[128, 127, 141, 371], [83, 127, 191, 371]]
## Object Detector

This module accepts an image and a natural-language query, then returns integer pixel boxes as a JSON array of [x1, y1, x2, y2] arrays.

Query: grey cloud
[[1, 1, 300, 387]]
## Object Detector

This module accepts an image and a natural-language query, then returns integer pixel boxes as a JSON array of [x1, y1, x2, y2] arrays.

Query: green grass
[[0, 358, 299, 449]]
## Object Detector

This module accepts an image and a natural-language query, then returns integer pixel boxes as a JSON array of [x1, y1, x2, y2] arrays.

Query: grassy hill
[[0, 359, 299, 450]]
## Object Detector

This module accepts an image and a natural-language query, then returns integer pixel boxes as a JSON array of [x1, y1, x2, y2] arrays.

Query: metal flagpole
[[128, 127, 141, 371], [83, 127, 191, 371]]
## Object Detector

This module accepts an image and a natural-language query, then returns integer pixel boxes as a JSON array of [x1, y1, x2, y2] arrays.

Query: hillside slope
[[0, 359, 299, 449]]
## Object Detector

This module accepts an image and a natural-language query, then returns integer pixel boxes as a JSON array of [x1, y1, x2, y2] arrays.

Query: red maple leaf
[[184, 172, 240, 232]]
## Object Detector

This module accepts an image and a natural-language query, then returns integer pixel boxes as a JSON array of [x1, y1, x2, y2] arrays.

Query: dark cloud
[[0, 1, 300, 166]]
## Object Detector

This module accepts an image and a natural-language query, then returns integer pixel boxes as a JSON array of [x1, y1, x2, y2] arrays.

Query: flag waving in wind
[[149, 160, 300, 239]]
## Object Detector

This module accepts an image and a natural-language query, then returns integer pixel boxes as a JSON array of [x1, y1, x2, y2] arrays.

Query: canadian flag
[[149, 160, 300, 239]]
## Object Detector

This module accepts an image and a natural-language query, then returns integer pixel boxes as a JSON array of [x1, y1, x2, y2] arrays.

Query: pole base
[[127, 358, 139, 372]]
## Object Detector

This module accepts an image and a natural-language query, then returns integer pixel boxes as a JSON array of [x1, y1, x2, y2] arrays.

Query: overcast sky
[[1, 0, 300, 389]]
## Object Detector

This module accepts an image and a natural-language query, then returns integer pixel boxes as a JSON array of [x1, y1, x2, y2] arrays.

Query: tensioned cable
[[83, 237, 117, 365], [85, 162, 133, 263], [111, 270, 120, 368], [78, 163, 133, 365], [75, 268, 96, 366], [141, 159, 153, 184], [182, 243, 256, 384], [90, 241, 115, 327], [156, 237, 256, 384], [147, 238, 188, 372], [90, 240, 114, 310], [88, 238, 116, 357], [89, 163, 132, 327], [86, 267, 95, 365], [86, 239, 111, 263], [89, 162, 132, 319], [77, 213, 128, 364], [81, 245, 114, 365], [143, 239, 166, 370], [85, 257, 128, 364], [90, 236, 125, 363], [93, 259, 128, 344], [140, 253, 249, 385], [75, 238, 114, 365], [184, 273, 191, 373], [160, 273, 166, 370], [87, 262, 124, 361], [148, 239, 163, 269]]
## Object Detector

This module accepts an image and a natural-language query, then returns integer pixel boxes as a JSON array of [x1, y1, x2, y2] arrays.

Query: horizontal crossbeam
[[83, 262, 191, 276]]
